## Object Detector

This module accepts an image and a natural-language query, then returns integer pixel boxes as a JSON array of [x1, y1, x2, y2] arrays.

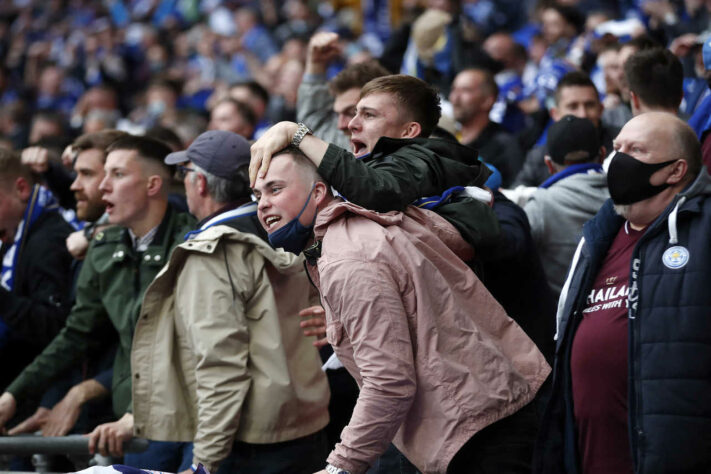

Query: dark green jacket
[[8, 206, 195, 416], [318, 137, 500, 250]]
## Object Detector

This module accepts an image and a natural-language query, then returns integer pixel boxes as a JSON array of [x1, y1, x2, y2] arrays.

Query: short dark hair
[[144, 126, 183, 152], [73, 130, 129, 161], [229, 80, 270, 107], [625, 48, 683, 111], [328, 60, 390, 96], [461, 68, 499, 99], [106, 135, 173, 173], [546, 5, 585, 34], [623, 34, 660, 52], [360, 74, 441, 137], [213, 97, 257, 127], [554, 71, 599, 105]]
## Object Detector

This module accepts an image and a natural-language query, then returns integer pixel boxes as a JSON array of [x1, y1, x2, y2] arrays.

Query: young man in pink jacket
[[252, 148, 550, 474]]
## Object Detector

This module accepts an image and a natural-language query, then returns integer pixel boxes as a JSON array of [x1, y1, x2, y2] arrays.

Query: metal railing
[[0, 435, 149, 473], [0, 435, 149, 456]]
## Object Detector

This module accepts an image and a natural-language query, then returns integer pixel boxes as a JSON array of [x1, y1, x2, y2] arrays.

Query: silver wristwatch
[[326, 464, 351, 474], [291, 122, 312, 148]]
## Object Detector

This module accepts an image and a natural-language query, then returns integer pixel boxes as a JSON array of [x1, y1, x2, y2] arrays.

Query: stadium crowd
[[0, 0, 710, 473]]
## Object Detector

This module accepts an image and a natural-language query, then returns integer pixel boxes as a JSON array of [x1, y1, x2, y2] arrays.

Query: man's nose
[[98, 176, 110, 192]]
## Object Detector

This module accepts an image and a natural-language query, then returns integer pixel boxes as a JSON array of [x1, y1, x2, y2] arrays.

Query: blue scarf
[[1, 185, 61, 346], [183, 202, 258, 241], [412, 186, 465, 210], [539, 163, 603, 189]]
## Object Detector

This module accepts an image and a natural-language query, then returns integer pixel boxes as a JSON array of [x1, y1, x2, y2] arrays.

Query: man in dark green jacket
[[0, 135, 195, 469]]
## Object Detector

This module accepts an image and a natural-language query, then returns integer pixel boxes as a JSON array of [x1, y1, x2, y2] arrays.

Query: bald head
[[615, 112, 701, 183]]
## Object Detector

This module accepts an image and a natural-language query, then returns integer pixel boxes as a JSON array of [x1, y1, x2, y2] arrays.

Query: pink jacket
[[307, 199, 551, 474]]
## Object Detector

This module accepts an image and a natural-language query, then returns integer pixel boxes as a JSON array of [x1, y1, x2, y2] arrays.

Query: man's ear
[[14, 177, 31, 201], [550, 106, 561, 122], [402, 122, 422, 139], [544, 155, 556, 175], [197, 173, 209, 197], [312, 181, 329, 207], [666, 159, 688, 185], [146, 175, 164, 197]]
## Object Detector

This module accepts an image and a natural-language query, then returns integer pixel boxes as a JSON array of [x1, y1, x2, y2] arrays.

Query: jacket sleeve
[[6, 247, 113, 402], [175, 245, 252, 473], [320, 260, 416, 474], [523, 193, 546, 247], [296, 76, 350, 149], [0, 218, 74, 346], [318, 143, 486, 212]]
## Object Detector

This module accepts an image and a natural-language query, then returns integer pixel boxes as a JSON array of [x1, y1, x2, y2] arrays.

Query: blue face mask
[[268, 184, 317, 255]]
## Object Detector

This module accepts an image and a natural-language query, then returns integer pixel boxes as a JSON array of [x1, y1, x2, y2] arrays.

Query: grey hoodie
[[524, 170, 609, 296]]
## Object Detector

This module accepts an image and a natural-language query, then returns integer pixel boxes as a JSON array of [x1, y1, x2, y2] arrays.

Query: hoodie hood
[[314, 198, 474, 262]]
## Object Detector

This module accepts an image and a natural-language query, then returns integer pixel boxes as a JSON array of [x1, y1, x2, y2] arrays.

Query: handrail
[[0, 435, 149, 455]]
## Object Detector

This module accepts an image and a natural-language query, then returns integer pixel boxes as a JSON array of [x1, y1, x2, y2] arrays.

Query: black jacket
[[477, 192, 556, 363], [465, 121, 525, 188], [535, 169, 711, 473], [0, 211, 73, 390], [318, 137, 500, 250]]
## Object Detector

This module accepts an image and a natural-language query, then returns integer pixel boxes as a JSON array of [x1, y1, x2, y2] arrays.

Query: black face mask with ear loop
[[606, 151, 678, 205]]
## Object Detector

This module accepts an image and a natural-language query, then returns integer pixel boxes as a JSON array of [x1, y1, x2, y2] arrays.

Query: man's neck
[[129, 200, 168, 238], [460, 114, 490, 144]]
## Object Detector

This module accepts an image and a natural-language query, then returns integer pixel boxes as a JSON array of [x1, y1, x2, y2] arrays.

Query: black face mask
[[607, 151, 678, 205]]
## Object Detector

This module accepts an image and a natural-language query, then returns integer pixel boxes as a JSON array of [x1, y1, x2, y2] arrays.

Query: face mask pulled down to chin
[[267, 184, 317, 255]]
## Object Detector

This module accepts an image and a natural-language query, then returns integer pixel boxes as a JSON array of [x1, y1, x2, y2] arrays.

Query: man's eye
[[271, 186, 281, 193]]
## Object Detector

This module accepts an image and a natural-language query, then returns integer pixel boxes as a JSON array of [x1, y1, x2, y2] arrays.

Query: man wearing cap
[[131, 130, 330, 474], [535, 112, 711, 473], [523, 115, 608, 297]]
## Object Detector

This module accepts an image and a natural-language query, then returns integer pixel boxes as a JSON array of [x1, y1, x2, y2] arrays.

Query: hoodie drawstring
[[668, 196, 687, 245]]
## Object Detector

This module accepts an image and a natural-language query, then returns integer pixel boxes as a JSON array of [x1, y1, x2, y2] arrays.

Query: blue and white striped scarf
[[0, 185, 61, 345]]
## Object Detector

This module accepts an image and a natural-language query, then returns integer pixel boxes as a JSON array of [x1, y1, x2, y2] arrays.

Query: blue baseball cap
[[165, 130, 250, 180]]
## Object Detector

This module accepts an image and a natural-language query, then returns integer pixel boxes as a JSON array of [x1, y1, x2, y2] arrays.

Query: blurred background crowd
[[0, 0, 707, 160]]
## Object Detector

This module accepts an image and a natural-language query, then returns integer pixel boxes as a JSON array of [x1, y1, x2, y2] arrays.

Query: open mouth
[[102, 199, 115, 214], [264, 215, 281, 230], [351, 139, 367, 157]]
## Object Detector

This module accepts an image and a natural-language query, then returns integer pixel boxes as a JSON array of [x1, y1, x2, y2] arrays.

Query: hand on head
[[249, 121, 299, 186]]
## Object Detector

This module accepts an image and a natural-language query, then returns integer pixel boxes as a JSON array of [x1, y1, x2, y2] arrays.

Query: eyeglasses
[[175, 165, 195, 180]]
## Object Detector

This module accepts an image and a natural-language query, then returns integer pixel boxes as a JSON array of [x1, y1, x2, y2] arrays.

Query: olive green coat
[[8, 206, 195, 416]]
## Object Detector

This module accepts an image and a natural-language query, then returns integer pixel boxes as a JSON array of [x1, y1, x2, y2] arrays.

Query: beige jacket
[[308, 200, 551, 474], [132, 224, 330, 472]]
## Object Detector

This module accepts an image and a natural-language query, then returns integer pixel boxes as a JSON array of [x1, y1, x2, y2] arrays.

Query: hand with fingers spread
[[0, 392, 17, 434], [87, 412, 134, 457], [299, 305, 328, 348], [7, 406, 49, 435], [249, 121, 299, 186]]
